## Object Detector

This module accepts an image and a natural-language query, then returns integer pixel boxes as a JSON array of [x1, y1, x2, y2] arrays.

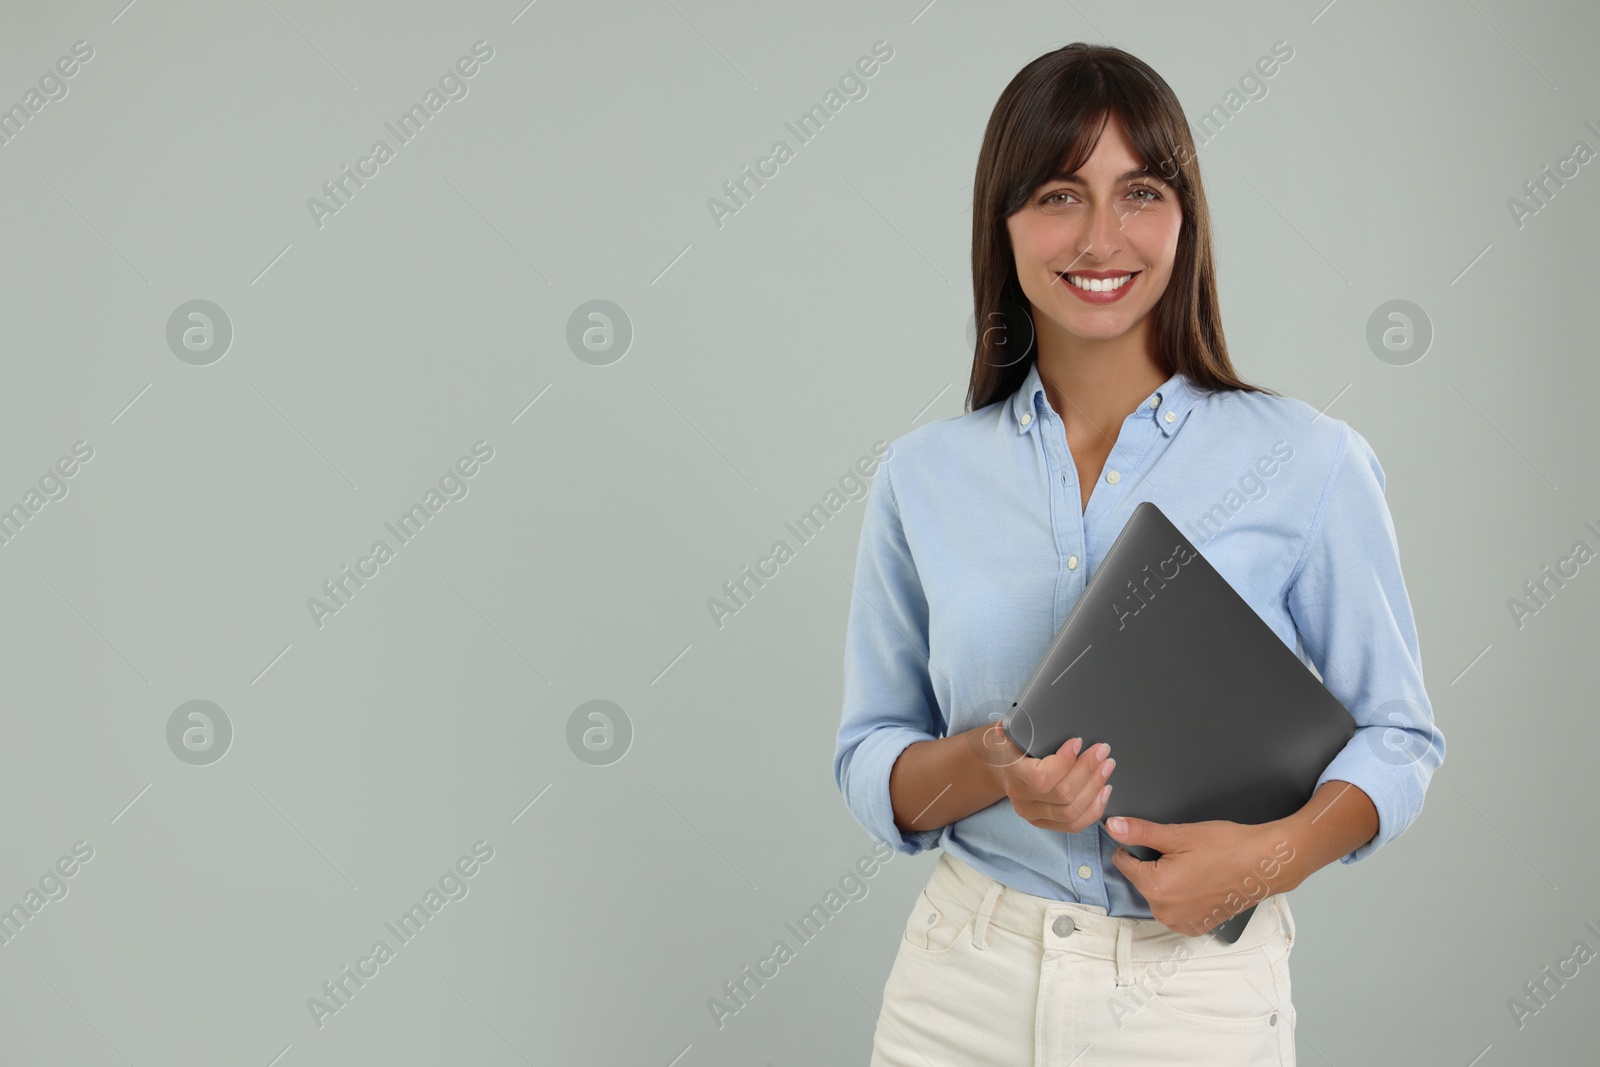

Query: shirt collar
[[1010, 360, 1200, 438]]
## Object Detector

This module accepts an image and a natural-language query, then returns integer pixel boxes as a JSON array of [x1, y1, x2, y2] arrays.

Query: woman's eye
[[1041, 186, 1161, 206]]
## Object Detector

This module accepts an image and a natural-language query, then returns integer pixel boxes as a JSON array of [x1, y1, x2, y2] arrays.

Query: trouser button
[[1052, 915, 1076, 938]]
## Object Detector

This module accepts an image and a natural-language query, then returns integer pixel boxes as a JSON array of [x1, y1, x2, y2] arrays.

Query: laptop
[[1000, 500, 1357, 944]]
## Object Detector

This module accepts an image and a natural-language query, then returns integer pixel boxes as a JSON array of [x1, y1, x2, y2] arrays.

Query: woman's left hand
[[1106, 815, 1300, 937]]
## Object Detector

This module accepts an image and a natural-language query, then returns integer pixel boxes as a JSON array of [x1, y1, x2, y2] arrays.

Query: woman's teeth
[[1060, 272, 1133, 292]]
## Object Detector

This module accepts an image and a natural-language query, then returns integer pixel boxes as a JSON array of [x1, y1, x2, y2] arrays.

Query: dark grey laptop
[[1001, 500, 1356, 944]]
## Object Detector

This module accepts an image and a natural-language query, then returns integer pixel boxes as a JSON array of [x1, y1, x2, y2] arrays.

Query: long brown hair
[[967, 43, 1275, 412]]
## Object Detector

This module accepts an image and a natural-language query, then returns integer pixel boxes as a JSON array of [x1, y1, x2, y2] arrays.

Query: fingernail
[[1108, 817, 1127, 835], [1069, 737, 1082, 755], [1100, 757, 1115, 778]]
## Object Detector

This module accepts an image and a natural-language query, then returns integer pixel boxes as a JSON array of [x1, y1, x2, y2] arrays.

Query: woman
[[833, 43, 1444, 1066]]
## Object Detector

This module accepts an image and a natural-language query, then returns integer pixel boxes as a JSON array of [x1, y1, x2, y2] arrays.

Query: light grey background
[[0, 0, 1595, 1064]]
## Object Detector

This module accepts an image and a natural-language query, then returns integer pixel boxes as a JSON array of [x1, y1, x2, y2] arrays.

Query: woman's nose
[[1078, 198, 1124, 258]]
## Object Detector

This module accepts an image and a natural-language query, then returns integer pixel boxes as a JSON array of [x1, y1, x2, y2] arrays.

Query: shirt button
[[1147, 395, 1159, 409], [1053, 915, 1077, 938], [1077, 864, 1092, 879], [1164, 411, 1176, 424], [1067, 555, 1079, 570], [1105, 470, 1120, 485], [1020, 412, 1032, 427]]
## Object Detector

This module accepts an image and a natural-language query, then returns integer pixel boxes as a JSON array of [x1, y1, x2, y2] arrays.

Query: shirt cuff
[[1313, 730, 1431, 864], [848, 725, 945, 855]]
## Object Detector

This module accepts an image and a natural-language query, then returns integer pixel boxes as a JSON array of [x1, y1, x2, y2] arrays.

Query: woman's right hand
[[982, 722, 1115, 834]]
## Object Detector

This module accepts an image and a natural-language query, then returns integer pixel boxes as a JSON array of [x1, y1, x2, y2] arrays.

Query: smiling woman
[[1007, 117, 1184, 365], [836, 39, 1443, 1067]]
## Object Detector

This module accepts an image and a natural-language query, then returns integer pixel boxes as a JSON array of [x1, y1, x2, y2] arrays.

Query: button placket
[[1085, 416, 1161, 528], [1037, 405, 1085, 634]]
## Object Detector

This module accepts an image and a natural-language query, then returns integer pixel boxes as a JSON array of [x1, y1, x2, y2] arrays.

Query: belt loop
[[1114, 920, 1134, 986], [971, 881, 1005, 949]]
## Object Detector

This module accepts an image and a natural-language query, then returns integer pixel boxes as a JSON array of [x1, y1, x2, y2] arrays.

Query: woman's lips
[[1057, 270, 1139, 304]]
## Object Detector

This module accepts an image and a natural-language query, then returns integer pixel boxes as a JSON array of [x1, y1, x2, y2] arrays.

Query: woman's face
[[1005, 110, 1183, 351]]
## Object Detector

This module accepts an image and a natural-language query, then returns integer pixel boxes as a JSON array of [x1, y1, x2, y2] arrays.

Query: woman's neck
[[1034, 341, 1168, 439]]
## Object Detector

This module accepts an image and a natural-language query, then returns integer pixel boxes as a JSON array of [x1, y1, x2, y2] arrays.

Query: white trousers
[[870, 850, 1298, 1066]]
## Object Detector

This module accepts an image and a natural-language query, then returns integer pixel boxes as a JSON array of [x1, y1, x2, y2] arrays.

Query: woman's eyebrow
[[1051, 166, 1163, 184]]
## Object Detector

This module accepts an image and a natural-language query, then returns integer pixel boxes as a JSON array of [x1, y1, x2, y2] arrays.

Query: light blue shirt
[[833, 359, 1446, 918]]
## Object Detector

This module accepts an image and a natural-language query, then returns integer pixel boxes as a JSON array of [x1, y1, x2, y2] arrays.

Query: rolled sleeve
[[1285, 423, 1446, 864], [834, 460, 946, 856]]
